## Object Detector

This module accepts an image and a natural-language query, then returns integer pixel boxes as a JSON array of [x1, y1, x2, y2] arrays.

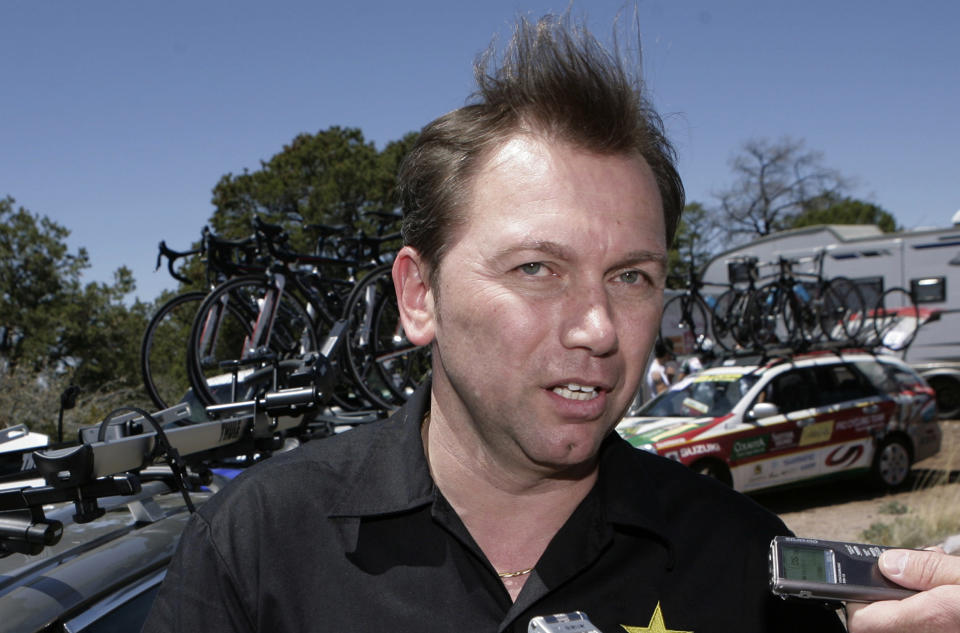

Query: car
[[616, 351, 942, 492], [0, 474, 209, 633], [0, 375, 343, 633]]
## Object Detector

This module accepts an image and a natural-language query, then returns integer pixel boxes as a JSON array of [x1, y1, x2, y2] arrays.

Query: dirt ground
[[751, 420, 960, 548]]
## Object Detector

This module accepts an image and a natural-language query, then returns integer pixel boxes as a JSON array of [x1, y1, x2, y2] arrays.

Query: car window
[[854, 360, 897, 393], [640, 373, 759, 417], [761, 368, 819, 414], [814, 363, 877, 406]]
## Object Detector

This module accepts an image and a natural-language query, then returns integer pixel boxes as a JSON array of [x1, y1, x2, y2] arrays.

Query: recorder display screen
[[781, 546, 835, 583]]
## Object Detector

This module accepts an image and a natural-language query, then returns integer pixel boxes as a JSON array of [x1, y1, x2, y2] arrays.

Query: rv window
[[852, 276, 884, 308], [910, 276, 946, 303]]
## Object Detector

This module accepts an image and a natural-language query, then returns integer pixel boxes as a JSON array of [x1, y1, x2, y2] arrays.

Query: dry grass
[[860, 428, 960, 548], [0, 364, 151, 441]]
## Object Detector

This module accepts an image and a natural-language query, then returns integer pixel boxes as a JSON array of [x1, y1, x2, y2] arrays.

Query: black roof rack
[[0, 321, 352, 557]]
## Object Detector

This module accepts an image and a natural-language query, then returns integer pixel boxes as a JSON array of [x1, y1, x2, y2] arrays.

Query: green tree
[[0, 196, 89, 369], [58, 267, 150, 389], [667, 202, 721, 288], [788, 195, 900, 233], [0, 196, 148, 427], [209, 126, 418, 249]]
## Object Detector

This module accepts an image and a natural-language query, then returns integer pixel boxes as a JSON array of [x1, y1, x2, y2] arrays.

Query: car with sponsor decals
[[616, 351, 942, 492]]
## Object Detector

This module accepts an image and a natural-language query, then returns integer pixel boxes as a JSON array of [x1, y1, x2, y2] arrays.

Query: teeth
[[553, 384, 600, 401]]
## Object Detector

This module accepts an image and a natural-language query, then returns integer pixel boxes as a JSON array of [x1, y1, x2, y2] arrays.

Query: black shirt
[[143, 385, 844, 632]]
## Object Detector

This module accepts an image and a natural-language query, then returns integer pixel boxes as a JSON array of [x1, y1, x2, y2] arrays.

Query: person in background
[[646, 338, 674, 397]]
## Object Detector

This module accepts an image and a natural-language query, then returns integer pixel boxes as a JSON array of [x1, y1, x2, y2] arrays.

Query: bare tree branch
[[714, 137, 850, 240]]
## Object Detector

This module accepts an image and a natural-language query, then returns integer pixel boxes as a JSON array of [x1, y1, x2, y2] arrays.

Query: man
[[645, 339, 675, 398], [144, 13, 958, 633]]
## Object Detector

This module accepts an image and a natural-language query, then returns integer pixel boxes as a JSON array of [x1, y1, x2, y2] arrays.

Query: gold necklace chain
[[497, 567, 534, 578]]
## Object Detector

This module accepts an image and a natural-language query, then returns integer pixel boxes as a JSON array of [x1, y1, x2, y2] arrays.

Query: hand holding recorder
[[769, 537, 960, 632], [844, 546, 960, 633]]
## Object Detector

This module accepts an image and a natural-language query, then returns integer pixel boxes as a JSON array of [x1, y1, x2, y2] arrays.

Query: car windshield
[[640, 372, 760, 417]]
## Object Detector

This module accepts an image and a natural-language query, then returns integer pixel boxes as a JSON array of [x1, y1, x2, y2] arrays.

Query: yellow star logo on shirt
[[621, 602, 693, 633]]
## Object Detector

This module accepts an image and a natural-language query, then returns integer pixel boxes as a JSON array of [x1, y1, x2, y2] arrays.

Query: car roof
[[707, 349, 908, 378], [0, 484, 205, 633]]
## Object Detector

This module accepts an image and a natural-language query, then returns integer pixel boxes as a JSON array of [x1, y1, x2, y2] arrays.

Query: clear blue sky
[[3, 1, 958, 303]]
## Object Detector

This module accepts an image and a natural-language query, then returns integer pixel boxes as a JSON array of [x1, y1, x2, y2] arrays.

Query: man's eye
[[519, 262, 544, 276], [620, 270, 642, 284]]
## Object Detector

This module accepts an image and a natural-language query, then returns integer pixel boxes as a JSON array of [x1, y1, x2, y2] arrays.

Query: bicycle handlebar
[[155, 240, 202, 285]]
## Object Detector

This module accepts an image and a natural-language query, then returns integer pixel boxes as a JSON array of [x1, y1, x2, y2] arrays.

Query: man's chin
[[527, 439, 604, 479]]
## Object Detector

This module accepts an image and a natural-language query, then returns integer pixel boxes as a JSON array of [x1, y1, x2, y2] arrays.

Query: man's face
[[428, 135, 667, 474]]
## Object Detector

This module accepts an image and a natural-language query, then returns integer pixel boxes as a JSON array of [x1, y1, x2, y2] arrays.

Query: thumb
[[878, 549, 960, 591]]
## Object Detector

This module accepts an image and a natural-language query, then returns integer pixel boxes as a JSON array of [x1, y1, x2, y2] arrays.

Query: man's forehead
[[477, 132, 650, 182], [443, 133, 667, 260]]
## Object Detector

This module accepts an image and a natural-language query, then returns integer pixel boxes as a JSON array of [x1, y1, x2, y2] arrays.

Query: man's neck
[[422, 402, 598, 600]]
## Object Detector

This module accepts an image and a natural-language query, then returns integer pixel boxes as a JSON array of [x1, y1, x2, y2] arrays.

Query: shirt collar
[[328, 382, 434, 518], [328, 383, 677, 563], [596, 432, 677, 566]]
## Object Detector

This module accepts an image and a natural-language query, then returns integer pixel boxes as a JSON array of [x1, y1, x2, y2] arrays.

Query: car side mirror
[[748, 402, 779, 421]]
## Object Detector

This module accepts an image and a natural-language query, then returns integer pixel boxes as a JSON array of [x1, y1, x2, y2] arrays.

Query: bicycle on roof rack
[[0, 323, 344, 558], [658, 261, 734, 355], [141, 227, 269, 412], [741, 252, 867, 350], [181, 211, 426, 416], [339, 261, 432, 410], [662, 253, 930, 360]]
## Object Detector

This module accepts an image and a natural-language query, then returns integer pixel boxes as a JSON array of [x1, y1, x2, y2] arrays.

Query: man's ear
[[392, 246, 436, 346]]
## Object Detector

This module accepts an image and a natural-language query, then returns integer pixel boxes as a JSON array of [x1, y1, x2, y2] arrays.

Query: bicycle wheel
[[186, 274, 320, 407], [872, 287, 920, 352], [711, 289, 752, 352], [746, 283, 792, 348], [786, 283, 822, 346], [141, 291, 205, 410], [342, 264, 430, 410], [710, 289, 737, 353], [660, 294, 709, 354], [821, 277, 867, 344]]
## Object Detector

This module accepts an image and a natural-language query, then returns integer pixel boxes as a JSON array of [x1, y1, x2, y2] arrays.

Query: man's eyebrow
[[619, 250, 669, 268], [493, 240, 668, 267], [493, 239, 573, 260]]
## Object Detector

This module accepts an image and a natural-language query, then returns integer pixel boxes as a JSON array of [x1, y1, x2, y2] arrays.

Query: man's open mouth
[[552, 383, 600, 401]]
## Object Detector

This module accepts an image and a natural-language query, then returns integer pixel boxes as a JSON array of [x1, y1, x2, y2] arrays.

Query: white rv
[[700, 222, 960, 418]]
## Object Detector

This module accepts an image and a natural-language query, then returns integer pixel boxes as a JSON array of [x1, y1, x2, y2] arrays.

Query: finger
[[843, 602, 866, 623], [878, 549, 960, 590], [846, 586, 960, 633]]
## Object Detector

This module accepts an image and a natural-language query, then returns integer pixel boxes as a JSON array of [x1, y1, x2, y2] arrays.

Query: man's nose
[[560, 286, 618, 355]]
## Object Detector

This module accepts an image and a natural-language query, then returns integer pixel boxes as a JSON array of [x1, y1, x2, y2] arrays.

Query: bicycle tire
[[872, 287, 920, 352], [186, 274, 320, 407], [821, 277, 867, 344], [789, 283, 823, 346], [746, 283, 794, 348], [341, 264, 430, 410], [711, 289, 747, 352], [659, 294, 709, 354], [141, 291, 206, 410]]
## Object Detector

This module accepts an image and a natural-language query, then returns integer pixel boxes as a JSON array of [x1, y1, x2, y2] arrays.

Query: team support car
[[0, 475, 207, 633], [0, 381, 343, 632], [616, 351, 942, 492]]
